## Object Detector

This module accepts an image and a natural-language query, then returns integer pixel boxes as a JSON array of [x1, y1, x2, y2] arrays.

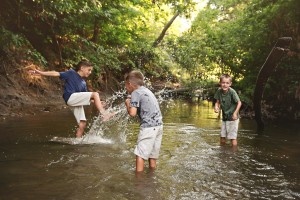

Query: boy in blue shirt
[[124, 70, 163, 173], [214, 74, 242, 146], [30, 60, 112, 138]]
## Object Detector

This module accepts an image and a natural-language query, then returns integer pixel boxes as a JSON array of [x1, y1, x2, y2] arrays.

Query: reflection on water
[[0, 99, 299, 199]]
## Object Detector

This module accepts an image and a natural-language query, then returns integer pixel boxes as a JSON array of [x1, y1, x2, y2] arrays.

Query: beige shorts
[[221, 119, 239, 139], [134, 125, 163, 160], [67, 92, 92, 123]]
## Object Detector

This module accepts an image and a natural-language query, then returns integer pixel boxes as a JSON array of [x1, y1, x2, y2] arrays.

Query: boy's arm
[[214, 99, 220, 113], [232, 100, 242, 120], [125, 98, 137, 117], [30, 69, 60, 77]]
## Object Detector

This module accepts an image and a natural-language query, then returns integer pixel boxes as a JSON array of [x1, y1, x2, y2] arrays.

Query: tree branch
[[152, 12, 180, 48]]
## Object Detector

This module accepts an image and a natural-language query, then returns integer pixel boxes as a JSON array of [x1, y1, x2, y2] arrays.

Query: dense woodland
[[0, 0, 299, 120]]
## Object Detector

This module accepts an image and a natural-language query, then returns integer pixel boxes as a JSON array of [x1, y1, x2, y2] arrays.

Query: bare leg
[[220, 137, 226, 145], [231, 139, 237, 146], [232, 146, 238, 152], [76, 120, 86, 138], [136, 155, 145, 172], [135, 171, 144, 179], [149, 158, 157, 170], [90, 92, 105, 113], [90, 92, 114, 121]]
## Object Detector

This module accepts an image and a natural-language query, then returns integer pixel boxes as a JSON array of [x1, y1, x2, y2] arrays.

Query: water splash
[[84, 81, 172, 145], [50, 81, 172, 145]]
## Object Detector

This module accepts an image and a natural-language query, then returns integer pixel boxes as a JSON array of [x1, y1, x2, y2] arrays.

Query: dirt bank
[[0, 60, 169, 121], [0, 59, 134, 121], [0, 61, 68, 120]]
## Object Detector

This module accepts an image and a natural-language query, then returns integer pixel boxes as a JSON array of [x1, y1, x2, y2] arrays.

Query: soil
[[0, 59, 173, 121], [0, 61, 67, 120]]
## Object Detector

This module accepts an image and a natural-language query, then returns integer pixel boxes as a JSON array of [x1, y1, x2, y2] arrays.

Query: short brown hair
[[219, 74, 232, 82], [125, 70, 144, 86], [74, 60, 93, 71]]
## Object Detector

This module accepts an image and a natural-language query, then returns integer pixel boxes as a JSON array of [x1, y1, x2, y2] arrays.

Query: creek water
[[0, 99, 299, 199]]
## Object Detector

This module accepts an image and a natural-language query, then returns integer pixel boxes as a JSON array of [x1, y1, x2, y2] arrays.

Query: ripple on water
[[158, 123, 300, 199], [50, 135, 113, 145]]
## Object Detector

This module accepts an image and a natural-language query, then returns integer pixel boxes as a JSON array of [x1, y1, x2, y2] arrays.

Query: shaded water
[[0, 99, 299, 199]]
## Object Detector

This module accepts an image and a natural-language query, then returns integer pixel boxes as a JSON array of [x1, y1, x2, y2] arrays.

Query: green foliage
[[25, 49, 48, 66], [1, 0, 299, 119], [0, 27, 27, 49], [1, 0, 195, 84], [124, 41, 172, 78], [62, 36, 121, 71], [167, 0, 300, 107], [0, 27, 47, 66]]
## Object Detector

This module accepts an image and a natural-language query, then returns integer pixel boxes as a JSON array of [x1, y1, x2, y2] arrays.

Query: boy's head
[[75, 60, 93, 78], [219, 74, 232, 83], [125, 70, 144, 94], [219, 74, 232, 92]]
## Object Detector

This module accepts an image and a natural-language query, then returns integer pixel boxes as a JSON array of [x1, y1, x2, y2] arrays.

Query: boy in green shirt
[[214, 74, 242, 146]]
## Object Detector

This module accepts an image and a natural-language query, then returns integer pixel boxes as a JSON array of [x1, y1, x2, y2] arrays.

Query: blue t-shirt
[[130, 86, 163, 128], [59, 69, 87, 103]]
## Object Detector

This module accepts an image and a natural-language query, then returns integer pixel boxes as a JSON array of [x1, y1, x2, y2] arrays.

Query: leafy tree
[[167, 0, 300, 119], [0, 0, 195, 88]]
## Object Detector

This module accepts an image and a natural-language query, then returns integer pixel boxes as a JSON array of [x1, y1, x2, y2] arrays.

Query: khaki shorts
[[67, 92, 92, 123], [134, 125, 163, 160], [221, 119, 239, 139]]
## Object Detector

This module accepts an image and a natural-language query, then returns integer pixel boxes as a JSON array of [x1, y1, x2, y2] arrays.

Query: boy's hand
[[125, 98, 131, 107], [214, 106, 219, 113], [232, 113, 238, 120], [28, 69, 42, 76]]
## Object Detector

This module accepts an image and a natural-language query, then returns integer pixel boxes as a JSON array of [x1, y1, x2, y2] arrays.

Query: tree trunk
[[253, 37, 292, 131], [152, 12, 180, 48], [92, 17, 100, 43]]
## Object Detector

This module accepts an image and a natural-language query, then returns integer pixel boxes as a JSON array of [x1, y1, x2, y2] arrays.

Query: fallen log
[[253, 37, 292, 131]]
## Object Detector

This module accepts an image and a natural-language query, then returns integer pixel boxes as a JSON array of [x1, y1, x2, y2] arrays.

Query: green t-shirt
[[214, 87, 240, 121]]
